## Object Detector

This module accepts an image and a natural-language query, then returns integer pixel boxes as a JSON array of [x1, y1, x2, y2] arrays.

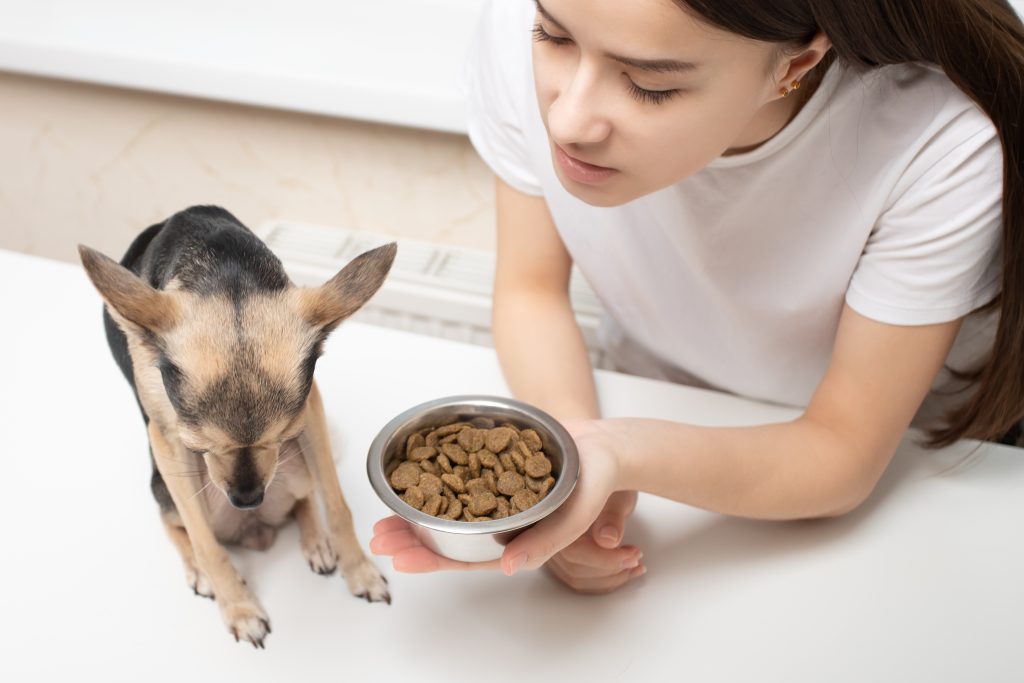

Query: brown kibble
[[386, 419, 559, 523], [510, 449, 526, 473], [406, 432, 426, 457], [478, 449, 499, 468], [433, 423, 469, 437], [402, 485, 425, 510], [441, 443, 469, 465], [457, 428, 485, 453], [497, 471, 526, 496], [441, 473, 465, 493], [390, 462, 422, 491], [499, 452, 516, 472], [520, 428, 542, 452], [516, 440, 533, 459], [485, 427, 514, 454], [537, 476, 555, 497], [408, 446, 438, 462], [524, 454, 552, 478], [512, 489, 538, 512], [419, 472, 443, 497], [499, 422, 521, 435], [443, 498, 462, 520], [468, 491, 497, 516], [422, 493, 443, 516]]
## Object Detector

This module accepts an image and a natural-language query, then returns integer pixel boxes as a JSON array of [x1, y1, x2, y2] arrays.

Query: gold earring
[[780, 79, 802, 98]]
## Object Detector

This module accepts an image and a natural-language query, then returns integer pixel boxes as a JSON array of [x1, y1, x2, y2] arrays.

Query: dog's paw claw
[[186, 566, 215, 599], [342, 558, 391, 605], [302, 536, 338, 576], [222, 602, 271, 648]]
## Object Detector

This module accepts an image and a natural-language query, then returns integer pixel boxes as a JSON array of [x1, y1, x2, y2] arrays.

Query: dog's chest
[[202, 453, 311, 544]]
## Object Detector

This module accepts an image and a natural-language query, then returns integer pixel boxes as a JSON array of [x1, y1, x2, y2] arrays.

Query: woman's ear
[[775, 32, 834, 90]]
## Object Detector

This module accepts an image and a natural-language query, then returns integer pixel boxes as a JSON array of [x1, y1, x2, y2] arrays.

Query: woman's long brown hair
[[676, 0, 1024, 447]]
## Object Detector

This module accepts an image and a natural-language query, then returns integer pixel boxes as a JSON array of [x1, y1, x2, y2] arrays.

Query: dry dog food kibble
[[386, 420, 557, 522]]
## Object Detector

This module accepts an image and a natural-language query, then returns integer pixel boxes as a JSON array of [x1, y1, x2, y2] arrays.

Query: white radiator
[[255, 220, 610, 368]]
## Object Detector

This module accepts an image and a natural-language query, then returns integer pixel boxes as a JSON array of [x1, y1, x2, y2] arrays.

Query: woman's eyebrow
[[533, 0, 701, 74], [533, 0, 566, 30]]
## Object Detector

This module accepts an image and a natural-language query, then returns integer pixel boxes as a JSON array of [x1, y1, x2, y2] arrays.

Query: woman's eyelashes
[[626, 80, 681, 105], [532, 23, 681, 106]]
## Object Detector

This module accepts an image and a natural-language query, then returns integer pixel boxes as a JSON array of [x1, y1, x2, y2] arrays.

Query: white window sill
[[0, 0, 483, 134]]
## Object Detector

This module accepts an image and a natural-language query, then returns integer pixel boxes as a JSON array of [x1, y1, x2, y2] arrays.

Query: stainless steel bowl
[[367, 395, 580, 562]]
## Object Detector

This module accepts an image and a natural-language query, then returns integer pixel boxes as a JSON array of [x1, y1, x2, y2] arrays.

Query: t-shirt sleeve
[[463, 0, 544, 196], [845, 115, 1003, 325]]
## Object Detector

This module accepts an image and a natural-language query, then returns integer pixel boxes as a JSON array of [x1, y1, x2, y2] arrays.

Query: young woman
[[370, 0, 1024, 593]]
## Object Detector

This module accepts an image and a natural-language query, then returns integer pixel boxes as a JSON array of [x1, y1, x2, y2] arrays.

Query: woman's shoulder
[[838, 61, 997, 143]]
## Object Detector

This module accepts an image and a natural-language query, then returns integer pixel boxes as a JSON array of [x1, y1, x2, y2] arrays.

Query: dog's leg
[[148, 422, 272, 647], [293, 496, 338, 575], [161, 511, 214, 599], [300, 381, 391, 604]]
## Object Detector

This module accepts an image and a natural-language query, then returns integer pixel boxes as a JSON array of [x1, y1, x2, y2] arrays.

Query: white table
[[1, 249, 1021, 681]]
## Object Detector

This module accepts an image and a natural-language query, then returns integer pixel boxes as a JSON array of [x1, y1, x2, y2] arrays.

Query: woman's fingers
[[369, 528, 422, 556], [371, 516, 503, 573], [373, 515, 411, 535], [590, 491, 639, 549], [544, 560, 646, 594], [392, 547, 503, 573], [558, 537, 642, 575]]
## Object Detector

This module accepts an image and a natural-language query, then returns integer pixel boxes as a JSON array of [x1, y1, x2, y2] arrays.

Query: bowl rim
[[366, 394, 580, 535]]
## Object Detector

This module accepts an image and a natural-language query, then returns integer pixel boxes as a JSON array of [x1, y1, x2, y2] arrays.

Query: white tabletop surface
[[1, 248, 1021, 681], [0, 0, 481, 134]]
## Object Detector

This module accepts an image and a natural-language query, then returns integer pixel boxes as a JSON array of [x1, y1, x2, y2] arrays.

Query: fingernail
[[622, 557, 640, 570], [631, 565, 647, 578], [599, 526, 619, 544], [506, 552, 528, 576]]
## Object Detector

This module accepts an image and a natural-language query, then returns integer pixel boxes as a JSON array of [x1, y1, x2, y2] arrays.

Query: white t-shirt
[[465, 0, 1003, 423]]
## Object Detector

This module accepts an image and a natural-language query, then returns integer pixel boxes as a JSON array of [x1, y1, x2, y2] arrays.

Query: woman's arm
[[497, 304, 966, 576], [609, 305, 964, 519], [491, 177, 599, 422]]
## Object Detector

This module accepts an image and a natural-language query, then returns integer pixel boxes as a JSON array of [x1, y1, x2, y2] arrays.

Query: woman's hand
[[369, 418, 646, 591]]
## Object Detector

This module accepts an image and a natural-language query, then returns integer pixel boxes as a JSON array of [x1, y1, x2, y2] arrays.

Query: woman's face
[[532, 0, 802, 207]]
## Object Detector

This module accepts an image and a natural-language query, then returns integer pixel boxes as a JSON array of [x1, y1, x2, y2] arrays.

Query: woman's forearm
[[607, 416, 878, 520], [492, 287, 600, 421]]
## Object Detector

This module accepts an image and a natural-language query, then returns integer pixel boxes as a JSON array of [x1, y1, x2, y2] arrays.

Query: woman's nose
[[546, 66, 612, 147]]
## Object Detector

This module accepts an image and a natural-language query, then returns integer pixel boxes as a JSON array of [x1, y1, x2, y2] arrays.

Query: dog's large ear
[[298, 242, 397, 332], [78, 244, 179, 333]]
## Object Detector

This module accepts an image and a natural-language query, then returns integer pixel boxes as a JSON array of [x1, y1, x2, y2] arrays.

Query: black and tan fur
[[79, 206, 395, 647]]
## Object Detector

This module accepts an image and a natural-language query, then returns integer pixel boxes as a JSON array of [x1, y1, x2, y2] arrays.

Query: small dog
[[79, 206, 394, 647]]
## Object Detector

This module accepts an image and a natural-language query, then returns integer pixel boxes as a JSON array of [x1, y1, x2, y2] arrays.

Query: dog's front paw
[[222, 601, 271, 648], [342, 557, 391, 605], [186, 564, 215, 599], [302, 536, 338, 576]]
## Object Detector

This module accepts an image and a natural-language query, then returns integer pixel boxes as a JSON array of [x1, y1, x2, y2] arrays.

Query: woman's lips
[[554, 144, 618, 185]]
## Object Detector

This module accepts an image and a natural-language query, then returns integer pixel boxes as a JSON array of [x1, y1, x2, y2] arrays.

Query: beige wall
[[0, 71, 496, 265]]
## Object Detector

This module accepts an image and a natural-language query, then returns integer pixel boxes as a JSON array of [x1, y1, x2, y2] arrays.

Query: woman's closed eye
[[533, 22, 682, 106]]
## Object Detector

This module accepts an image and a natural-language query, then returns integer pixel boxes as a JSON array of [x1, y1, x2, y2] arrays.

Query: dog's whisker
[[187, 478, 215, 502]]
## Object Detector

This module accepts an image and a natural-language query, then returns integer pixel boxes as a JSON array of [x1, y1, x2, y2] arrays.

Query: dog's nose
[[227, 488, 264, 509]]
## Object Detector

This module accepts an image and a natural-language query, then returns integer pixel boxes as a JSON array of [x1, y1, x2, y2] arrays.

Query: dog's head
[[79, 242, 397, 509]]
